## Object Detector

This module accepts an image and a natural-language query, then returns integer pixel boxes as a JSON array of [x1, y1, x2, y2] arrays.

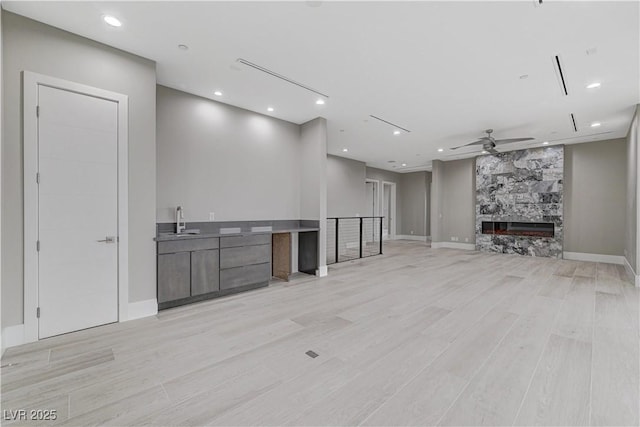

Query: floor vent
[[553, 55, 569, 96], [305, 350, 319, 358], [236, 58, 329, 98], [369, 115, 411, 133], [570, 113, 578, 132]]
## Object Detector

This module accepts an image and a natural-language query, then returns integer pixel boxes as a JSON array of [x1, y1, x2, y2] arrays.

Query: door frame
[[23, 71, 129, 343], [364, 179, 379, 217], [382, 181, 397, 240]]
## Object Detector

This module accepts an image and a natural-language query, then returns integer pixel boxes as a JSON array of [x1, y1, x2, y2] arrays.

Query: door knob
[[97, 236, 116, 243]]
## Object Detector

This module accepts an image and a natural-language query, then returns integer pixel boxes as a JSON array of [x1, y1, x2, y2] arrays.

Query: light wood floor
[[2, 241, 639, 426]]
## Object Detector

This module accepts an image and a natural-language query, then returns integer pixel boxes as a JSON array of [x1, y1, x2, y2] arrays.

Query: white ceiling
[[4, 1, 639, 172]]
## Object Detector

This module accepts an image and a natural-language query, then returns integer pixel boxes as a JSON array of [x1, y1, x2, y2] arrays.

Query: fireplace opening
[[481, 221, 554, 238]]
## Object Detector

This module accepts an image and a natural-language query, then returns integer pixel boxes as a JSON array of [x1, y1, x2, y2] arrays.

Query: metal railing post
[[359, 217, 363, 259], [379, 217, 383, 255], [335, 218, 339, 263]]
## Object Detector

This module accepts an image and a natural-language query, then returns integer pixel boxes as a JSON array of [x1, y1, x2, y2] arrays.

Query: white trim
[[23, 71, 129, 344], [563, 251, 625, 265], [1, 324, 25, 355], [396, 234, 428, 241], [317, 265, 328, 277], [623, 256, 640, 287], [127, 299, 158, 321], [431, 241, 476, 250]]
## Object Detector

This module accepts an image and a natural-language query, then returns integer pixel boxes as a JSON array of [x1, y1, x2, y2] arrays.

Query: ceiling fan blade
[[493, 137, 534, 144], [487, 147, 500, 154], [450, 139, 487, 150]]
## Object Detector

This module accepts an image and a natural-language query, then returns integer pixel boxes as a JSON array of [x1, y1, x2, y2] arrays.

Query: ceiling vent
[[369, 115, 411, 133], [570, 113, 578, 132], [236, 58, 329, 98], [553, 55, 569, 96], [549, 131, 612, 143]]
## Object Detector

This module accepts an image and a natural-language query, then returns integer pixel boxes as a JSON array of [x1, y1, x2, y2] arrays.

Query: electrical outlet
[[410, 230, 414, 235], [465, 237, 469, 242], [209, 212, 215, 221]]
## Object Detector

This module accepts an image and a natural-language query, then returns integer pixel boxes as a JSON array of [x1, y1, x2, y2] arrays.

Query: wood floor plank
[[552, 276, 596, 343], [361, 309, 518, 426], [1, 241, 637, 427], [514, 334, 592, 426], [438, 296, 563, 426]]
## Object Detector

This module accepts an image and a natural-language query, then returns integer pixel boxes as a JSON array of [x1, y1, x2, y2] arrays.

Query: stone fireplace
[[475, 146, 563, 258]]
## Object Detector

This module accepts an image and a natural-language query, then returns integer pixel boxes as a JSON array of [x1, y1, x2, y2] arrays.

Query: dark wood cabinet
[[190, 249, 220, 296], [157, 252, 191, 303]]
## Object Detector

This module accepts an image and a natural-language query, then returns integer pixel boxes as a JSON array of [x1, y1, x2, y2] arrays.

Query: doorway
[[382, 181, 397, 240], [23, 72, 129, 342]]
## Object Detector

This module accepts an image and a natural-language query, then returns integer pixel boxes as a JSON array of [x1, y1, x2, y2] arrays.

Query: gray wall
[[299, 117, 328, 270], [432, 158, 476, 244], [399, 172, 430, 237], [431, 160, 444, 242], [365, 167, 402, 234], [1, 12, 157, 328], [626, 105, 639, 271], [565, 139, 627, 256], [156, 86, 301, 222], [327, 155, 366, 217]]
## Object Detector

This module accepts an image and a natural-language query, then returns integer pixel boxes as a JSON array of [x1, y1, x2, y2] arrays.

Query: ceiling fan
[[451, 129, 534, 154]]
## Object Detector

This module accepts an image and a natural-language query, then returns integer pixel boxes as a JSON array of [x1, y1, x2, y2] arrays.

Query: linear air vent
[[548, 131, 612, 143], [553, 55, 569, 96], [570, 113, 578, 132], [236, 58, 329, 98], [369, 115, 412, 133]]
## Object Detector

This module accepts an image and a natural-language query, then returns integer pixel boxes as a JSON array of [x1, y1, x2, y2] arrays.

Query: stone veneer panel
[[476, 146, 564, 258]]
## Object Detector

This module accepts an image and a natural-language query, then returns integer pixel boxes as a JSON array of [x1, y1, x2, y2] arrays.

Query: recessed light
[[437, 148, 444, 152], [393, 130, 401, 135], [586, 82, 601, 89], [103, 15, 122, 27], [542, 141, 549, 145], [481, 150, 488, 154], [267, 107, 274, 112], [590, 122, 601, 127], [401, 163, 407, 167], [178, 44, 189, 51], [213, 91, 222, 96], [342, 148, 348, 152], [316, 99, 325, 105]]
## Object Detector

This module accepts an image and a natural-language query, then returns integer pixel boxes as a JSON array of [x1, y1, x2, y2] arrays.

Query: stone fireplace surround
[[476, 146, 564, 258]]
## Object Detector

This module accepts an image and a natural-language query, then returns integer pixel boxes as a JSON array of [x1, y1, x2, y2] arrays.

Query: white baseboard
[[431, 241, 476, 250], [2, 324, 25, 355], [623, 257, 640, 287], [563, 251, 625, 265], [127, 299, 158, 321], [317, 265, 328, 277], [396, 234, 428, 241]]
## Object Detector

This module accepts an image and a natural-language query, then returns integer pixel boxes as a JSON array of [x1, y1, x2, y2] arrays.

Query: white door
[[38, 85, 119, 338]]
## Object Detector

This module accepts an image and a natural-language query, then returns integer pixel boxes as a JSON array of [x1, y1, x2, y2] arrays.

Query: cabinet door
[[191, 249, 220, 296], [157, 253, 191, 303]]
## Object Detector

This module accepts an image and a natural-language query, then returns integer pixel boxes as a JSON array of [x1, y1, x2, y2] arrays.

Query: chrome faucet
[[176, 206, 186, 234]]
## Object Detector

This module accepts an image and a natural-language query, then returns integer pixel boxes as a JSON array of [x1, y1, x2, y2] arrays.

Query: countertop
[[155, 227, 320, 242]]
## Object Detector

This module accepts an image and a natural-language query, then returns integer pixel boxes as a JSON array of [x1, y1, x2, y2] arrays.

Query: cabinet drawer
[[220, 233, 271, 248], [220, 244, 271, 269], [220, 262, 270, 290], [157, 252, 191, 303], [158, 238, 219, 254]]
